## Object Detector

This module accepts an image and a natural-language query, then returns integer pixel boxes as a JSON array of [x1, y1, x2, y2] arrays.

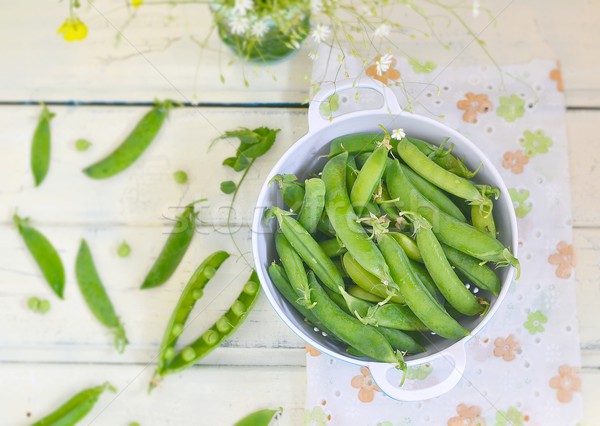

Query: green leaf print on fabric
[[495, 407, 525, 426], [304, 406, 328, 426], [319, 93, 340, 117], [408, 58, 436, 74], [406, 363, 433, 380], [524, 310, 548, 334], [496, 94, 525, 122], [508, 188, 533, 218], [520, 130, 553, 157]]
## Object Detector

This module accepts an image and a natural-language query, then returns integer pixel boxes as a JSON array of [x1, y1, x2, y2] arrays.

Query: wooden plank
[[0, 363, 305, 426], [1, 1, 600, 106], [1, 106, 599, 227]]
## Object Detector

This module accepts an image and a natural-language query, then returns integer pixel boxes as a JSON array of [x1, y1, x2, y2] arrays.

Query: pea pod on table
[[14, 214, 65, 299], [83, 100, 174, 179], [141, 200, 204, 289], [30, 104, 55, 187], [154, 251, 230, 377], [160, 270, 261, 375], [75, 239, 128, 353], [234, 407, 282, 426], [31, 382, 115, 426]]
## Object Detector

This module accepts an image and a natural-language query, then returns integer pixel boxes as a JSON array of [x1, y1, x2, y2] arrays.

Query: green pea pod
[[319, 238, 346, 258], [235, 408, 282, 426], [30, 104, 55, 187], [270, 174, 305, 212], [442, 243, 501, 296], [397, 139, 491, 213], [351, 142, 391, 214], [347, 285, 384, 303], [411, 215, 483, 316], [377, 233, 468, 339], [346, 155, 359, 191], [323, 153, 394, 286], [275, 231, 314, 308], [141, 200, 203, 289], [307, 272, 403, 365], [375, 184, 401, 221], [268, 262, 335, 337], [342, 253, 404, 304], [31, 382, 116, 426], [407, 137, 479, 179], [471, 200, 497, 237], [388, 232, 422, 262], [14, 214, 65, 299], [83, 100, 174, 179], [399, 163, 467, 222], [75, 239, 128, 353], [154, 251, 230, 377], [325, 287, 425, 354], [328, 132, 387, 157], [297, 178, 326, 234], [386, 160, 520, 276], [162, 271, 261, 375], [409, 260, 446, 306], [269, 207, 344, 294]]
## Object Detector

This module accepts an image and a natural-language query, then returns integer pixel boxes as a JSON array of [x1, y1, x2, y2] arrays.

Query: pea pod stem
[[75, 239, 128, 353], [31, 382, 116, 426], [30, 104, 55, 187], [14, 214, 65, 299], [141, 199, 206, 289], [83, 100, 174, 179], [160, 270, 261, 376], [153, 251, 230, 379]]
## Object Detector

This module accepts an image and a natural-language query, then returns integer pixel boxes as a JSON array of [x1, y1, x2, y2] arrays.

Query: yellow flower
[[132, 0, 143, 7], [57, 17, 88, 42]]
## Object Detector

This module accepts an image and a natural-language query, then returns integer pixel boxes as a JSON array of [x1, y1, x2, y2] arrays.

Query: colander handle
[[307, 77, 403, 133], [368, 342, 467, 401]]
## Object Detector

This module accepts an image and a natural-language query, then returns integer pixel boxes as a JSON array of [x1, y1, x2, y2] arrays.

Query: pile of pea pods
[[267, 128, 520, 367]]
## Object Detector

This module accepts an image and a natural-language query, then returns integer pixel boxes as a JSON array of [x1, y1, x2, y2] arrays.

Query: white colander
[[252, 77, 518, 401]]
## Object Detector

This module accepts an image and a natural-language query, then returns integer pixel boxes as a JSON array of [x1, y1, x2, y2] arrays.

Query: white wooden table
[[1, 1, 599, 424]]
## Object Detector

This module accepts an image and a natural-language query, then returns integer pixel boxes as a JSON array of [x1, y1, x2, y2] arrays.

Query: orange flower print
[[366, 54, 401, 84], [351, 367, 381, 403], [306, 344, 321, 357], [548, 241, 575, 279], [457, 93, 493, 123], [502, 150, 529, 174], [448, 404, 487, 426], [550, 62, 564, 92], [549, 364, 581, 403], [493, 334, 520, 361]]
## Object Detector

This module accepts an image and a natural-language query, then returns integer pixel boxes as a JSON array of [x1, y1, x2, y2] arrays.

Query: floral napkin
[[305, 51, 583, 425]]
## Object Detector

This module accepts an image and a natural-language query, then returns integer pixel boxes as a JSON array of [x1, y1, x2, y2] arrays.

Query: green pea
[[181, 347, 196, 361], [202, 329, 219, 346], [38, 299, 51, 314], [83, 100, 175, 179], [117, 241, 131, 258], [388, 232, 422, 262], [231, 300, 245, 317], [192, 289, 204, 300], [173, 170, 188, 184], [171, 323, 183, 337], [31, 104, 55, 187], [14, 214, 65, 299], [75, 138, 92, 151], [243, 280, 259, 295], [28, 296, 41, 311], [216, 317, 232, 333], [129, 422, 141, 426], [164, 347, 175, 360], [204, 266, 217, 279], [30, 382, 115, 426], [76, 239, 128, 353]]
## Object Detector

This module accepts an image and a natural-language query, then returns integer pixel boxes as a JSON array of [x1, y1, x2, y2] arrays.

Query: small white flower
[[233, 0, 253, 15], [472, 0, 480, 17], [358, 5, 373, 17], [229, 15, 249, 35], [250, 19, 268, 38], [311, 0, 323, 13], [311, 24, 331, 44], [374, 24, 391, 38], [376, 53, 393, 76], [391, 128, 406, 140], [308, 50, 319, 61]]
